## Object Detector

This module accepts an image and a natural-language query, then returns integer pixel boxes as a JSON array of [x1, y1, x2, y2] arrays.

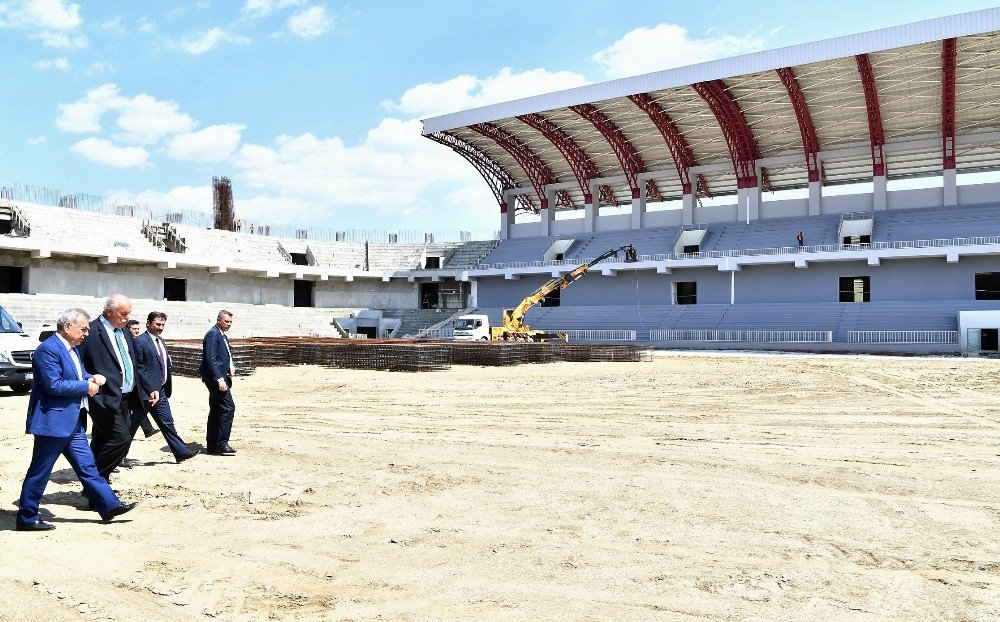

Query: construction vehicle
[[453, 244, 638, 342]]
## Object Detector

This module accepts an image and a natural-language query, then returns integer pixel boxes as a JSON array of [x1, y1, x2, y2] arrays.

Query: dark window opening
[[843, 234, 871, 246], [163, 277, 186, 301], [541, 287, 560, 307], [0, 220, 11, 235], [293, 280, 314, 308], [839, 276, 870, 303], [975, 272, 1000, 300], [981, 329, 999, 352], [675, 281, 697, 305], [554, 253, 564, 261], [290, 252, 308, 266], [424, 256, 441, 269], [682, 244, 700, 254], [0, 266, 23, 293], [420, 282, 440, 309]]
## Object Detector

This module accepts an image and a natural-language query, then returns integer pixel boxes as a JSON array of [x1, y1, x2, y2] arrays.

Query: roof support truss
[[569, 103, 661, 201], [942, 38, 957, 169], [855, 53, 887, 176], [776, 67, 822, 183], [627, 93, 700, 195], [469, 122, 573, 210], [692, 80, 761, 189], [515, 113, 616, 206], [424, 132, 532, 213]]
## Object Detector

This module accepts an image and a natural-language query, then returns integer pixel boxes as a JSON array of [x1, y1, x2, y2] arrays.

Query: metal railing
[[841, 211, 875, 221], [563, 329, 636, 341], [476, 235, 1000, 271], [650, 329, 833, 343], [848, 331, 958, 344]]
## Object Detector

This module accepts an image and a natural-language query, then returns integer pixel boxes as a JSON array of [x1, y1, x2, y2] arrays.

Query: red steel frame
[[776, 67, 822, 183], [425, 132, 533, 213], [693, 80, 761, 189], [470, 122, 573, 210], [627, 93, 701, 196], [856, 54, 887, 177], [569, 103, 661, 200], [942, 38, 957, 170], [516, 113, 616, 206]]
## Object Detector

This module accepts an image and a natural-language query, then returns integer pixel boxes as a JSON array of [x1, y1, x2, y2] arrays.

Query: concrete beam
[[504, 273, 520, 280], [946, 251, 959, 263], [98, 255, 118, 265], [656, 265, 672, 274], [795, 258, 808, 269], [867, 256, 881, 266], [157, 260, 176, 269], [209, 266, 226, 274]]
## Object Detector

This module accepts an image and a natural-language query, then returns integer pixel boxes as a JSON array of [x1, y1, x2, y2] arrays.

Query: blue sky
[[0, 1, 994, 234]]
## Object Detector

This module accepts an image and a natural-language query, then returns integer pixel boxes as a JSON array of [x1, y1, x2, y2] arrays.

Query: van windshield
[[0, 307, 22, 334], [453, 319, 478, 330]]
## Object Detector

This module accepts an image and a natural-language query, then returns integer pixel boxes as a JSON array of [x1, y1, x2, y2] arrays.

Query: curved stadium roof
[[422, 9, 1000, 213]]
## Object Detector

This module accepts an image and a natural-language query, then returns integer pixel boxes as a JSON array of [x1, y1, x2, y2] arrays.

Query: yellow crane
[[492, 244, 638, 341]]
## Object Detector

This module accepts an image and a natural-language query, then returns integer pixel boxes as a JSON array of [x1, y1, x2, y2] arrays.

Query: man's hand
[[91, 374, 106, 386], [149, 390, 159, 407], [87, 379, 100, 397], [217, 379, 228, 393]]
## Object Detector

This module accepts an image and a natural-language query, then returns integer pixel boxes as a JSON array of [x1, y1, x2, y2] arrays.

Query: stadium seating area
[[18, 204, 160, 257], [173, 225, 292, 266], [871, 204, 1000, 242]]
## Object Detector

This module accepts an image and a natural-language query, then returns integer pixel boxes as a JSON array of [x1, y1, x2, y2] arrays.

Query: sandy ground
[[0, 352, 998, 621]]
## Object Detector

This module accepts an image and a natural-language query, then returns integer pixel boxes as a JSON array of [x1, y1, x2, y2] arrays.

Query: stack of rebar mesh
[[165, 337, 650, 375]]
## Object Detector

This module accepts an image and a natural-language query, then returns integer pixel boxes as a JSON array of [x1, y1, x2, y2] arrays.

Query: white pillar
[[500, 197, 515, 240], [584, 181, 599, 233], [540, 187, 556, 236], [747, 183, 760, 222], [630, 184, 646, 230], [730, 270, 736, 304], [808, 180, 822, 216], [873, 175, 887, 211], [943, 168, 958, 206], [682, 192, 695, 225]]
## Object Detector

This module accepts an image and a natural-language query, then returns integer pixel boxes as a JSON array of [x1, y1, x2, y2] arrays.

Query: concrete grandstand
[[3, 10, 1000, 353]]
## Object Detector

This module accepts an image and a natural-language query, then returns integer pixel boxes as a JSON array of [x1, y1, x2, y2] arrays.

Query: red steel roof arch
[[515, 113, 616, 206], [856, 53, 887, 176], [569, 103, 661, 201], [627, 93, 701, 195], [425, 132, 534, 213], [469, 122, 574, 210], [776, 67, 822, 183], [692, 79, 762, 189]]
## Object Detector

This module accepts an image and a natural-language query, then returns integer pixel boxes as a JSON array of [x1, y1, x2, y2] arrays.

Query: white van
[[0, 306, 35, 393]]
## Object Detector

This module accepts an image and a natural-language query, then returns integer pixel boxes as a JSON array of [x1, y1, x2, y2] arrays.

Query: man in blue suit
[[78, 294, 149, 482], [134, 311, 198, 463], [199, 310, 237, 456], [16, 308, 138, 530]]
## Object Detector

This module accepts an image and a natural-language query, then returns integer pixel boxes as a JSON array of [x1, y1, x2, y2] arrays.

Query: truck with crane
[[452, 244, 638, 341]]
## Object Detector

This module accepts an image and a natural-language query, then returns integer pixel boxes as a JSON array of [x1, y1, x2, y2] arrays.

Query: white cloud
[[229, 118, 478, 222], [57, 84, 196, 144], [385, 67, 589, 119], [0, 0, 82, 31], [99, 16, 123, 32], [176, 27, 251, 55], [137, 17, 155, 33], [168, 123, 246, 162], [106, 185, 212, 213], [83, 60, 115, 76], [592, 23, 772, 77], [71, 137, 149, 168], [242, 0, 306, 17], [286, 5, 333, 39], [31, 30, 86, 49], [33, 57, 69, 71], [26, 135, 47, 145]]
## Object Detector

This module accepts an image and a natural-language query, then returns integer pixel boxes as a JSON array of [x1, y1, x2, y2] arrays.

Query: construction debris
[[167, 338, 651, 375]]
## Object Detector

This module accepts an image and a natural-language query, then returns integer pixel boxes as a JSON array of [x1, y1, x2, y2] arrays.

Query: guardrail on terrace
[[475, 236, 1000, 271], [563, 329, 636, 341], [650, 330, 833, 343], [848, 331, 958, 344]]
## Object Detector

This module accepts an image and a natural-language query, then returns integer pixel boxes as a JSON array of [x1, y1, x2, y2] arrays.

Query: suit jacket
[[199, 325, 232, 382], [78, 317, 148, 413], [25, 334, 93, 437], [135, 331, 172, 400]]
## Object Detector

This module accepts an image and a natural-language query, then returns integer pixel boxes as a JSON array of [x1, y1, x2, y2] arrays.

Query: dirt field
[[1, 352, 998, 621]]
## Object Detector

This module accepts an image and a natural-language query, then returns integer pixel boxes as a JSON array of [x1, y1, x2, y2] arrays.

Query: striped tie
[[114, 329, 133, 387]]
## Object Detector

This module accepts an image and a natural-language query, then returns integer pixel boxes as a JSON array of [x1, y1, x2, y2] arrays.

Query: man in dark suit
[[134, 311, 198, 463], [16, 308, 138, 530], [78, 294, 149, 481], [199, 309, 237, 456], [128, 319, 159, 440]]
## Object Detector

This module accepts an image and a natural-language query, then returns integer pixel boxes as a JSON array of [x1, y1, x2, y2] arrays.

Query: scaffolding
[[212, 176, 235, 231]]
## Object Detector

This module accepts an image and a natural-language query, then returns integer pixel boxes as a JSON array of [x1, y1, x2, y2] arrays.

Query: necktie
[[156, 337, 168, 386], [114, 329, 134, 388], [223, 333, 235, 374]]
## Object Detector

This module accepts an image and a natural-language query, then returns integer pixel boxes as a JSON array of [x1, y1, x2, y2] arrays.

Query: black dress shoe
[[144, 428, 161, 438], [100, 501, 138, 522], [176, 449, 200, 463], [218, 443, 236, 454], [16, 520, 55, 532]]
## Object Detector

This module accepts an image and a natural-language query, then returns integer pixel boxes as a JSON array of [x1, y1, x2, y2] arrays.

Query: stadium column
[[584, 180, 599, 233], [943, 168, 958, 206], [500, 190, 517, 239], [808, 177, 822, 216], [540, 186, 557, 236], [873, 173, 887, 211], [682, 191, 695, 226], [630, 184, 646, 229], [738, 181, 760, 223]]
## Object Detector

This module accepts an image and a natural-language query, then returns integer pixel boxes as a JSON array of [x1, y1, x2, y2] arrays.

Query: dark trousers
[[205, 376, 235, 450], [90, 393, 141, 481], [18, 419, 120, 524], [138, 414, 157, 436], [148, 393, 189, 460]]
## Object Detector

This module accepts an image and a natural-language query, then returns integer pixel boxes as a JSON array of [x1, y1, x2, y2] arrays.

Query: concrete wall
[[314, 278, 417, 308]]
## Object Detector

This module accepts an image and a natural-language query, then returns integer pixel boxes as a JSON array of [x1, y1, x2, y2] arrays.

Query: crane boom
[[501, 244, 637, 334]]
